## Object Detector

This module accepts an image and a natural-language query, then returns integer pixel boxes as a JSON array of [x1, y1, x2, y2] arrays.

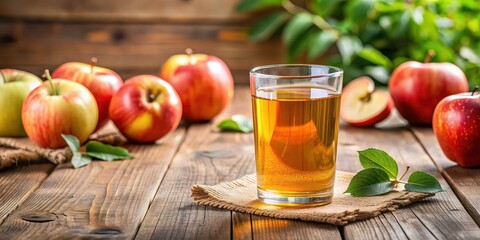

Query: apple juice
[[252, 85, 340, 197]]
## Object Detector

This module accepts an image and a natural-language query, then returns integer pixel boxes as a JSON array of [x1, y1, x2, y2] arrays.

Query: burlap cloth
[[191, 171, 435, 225], [0, 128, 125, 170]]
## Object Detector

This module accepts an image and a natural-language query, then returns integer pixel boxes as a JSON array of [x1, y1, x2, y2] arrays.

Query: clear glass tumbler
[[250, 64, 343, 206]]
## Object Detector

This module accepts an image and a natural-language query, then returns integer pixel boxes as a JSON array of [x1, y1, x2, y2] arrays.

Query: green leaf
[[357, 48, 392, 67], [286, 28, 313, 62], [85, 141, 133, 161], [358, 148, 398, 179], [337, 35, 362, 65], [405, 171, 444, 193], [282, 12, 314, 45], [308, 30, 338, 60], [460, 47, 480, 64], [217, 115, 253, 133], [61, 134, 80, 153], [236, 0, 283, 12], [346, 0, 375, 22], [250, 12, 290, 41], [364, 66, 389, 85], [71, 152, 92, 169], [309, 0, 340, 16], [345, 168, 394, 197]]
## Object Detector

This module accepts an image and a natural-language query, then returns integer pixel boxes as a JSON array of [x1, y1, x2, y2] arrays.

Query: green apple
[[22, 70, 98, 148], [0, 69, 42, 137]]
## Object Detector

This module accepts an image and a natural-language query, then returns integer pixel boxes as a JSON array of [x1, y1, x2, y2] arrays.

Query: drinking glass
[[250, 64, 343, 205]]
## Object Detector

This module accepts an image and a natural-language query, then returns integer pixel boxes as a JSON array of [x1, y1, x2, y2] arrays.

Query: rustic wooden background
[[0, 0, 285, 84]]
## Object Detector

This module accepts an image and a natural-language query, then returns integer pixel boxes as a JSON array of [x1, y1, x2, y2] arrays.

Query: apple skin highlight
[[433, 90, 480, 167]]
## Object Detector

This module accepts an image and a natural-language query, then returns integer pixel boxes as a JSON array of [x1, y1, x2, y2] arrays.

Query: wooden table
[[0, 86, 479, 239]]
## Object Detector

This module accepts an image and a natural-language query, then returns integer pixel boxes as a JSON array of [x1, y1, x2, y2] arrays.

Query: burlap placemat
[[0, 128, 125, 170], [191, 171, 435, 225]]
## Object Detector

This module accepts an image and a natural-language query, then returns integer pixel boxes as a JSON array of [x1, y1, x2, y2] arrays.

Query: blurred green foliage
[[236, 0, 480, 87]]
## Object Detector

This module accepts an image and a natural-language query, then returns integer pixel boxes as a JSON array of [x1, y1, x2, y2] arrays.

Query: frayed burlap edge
[[0, 131, 125, 170], [191, 174, 434, 226]]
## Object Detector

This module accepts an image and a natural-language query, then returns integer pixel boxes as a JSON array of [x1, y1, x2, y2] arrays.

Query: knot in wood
[[21, 212, 56, 223]]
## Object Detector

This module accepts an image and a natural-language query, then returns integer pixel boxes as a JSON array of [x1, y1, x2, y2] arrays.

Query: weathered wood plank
[[134, 89, 255, 240], [135, 87, 341, 239], [0, 0, 248, 23], [338, 125, 480, 239], [0, 163, 54, 225], [250, 215, 340, 240], [0, 128, 186, 239], [412, 127, 480, 227], [232, 212, 253, 240], [0, 21, 284, 84], [343, 213, 409, 240]]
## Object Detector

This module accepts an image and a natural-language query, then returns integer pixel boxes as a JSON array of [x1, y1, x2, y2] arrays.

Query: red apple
[[433, 87, 480, 167], [389, 52, 468, 125], [22, 70, 98, 148], [109, 75, 182, 143], [0, 69, 42, 137], [52, 58, 123, 131], [340, 77, 394, 127], [160, 49, 234, 121]]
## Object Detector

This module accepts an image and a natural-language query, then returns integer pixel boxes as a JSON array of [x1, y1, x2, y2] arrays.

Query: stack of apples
[[0, 50, 234, 148], [340, 55, 479, 167]]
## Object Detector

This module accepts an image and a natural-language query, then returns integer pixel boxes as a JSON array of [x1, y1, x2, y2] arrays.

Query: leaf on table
[[345, 168, 394, 197], [85, 141, 134, 161], [250, 12, 290, 41], [405, 171, 444, 193], [61, 134, 80, 152], [72, 152, 92, 169], [217, 115, 253, 133], [358, 148, 398, 179]]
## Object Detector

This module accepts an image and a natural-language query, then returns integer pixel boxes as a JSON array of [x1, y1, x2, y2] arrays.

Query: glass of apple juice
[[250, 64, 343, 206]]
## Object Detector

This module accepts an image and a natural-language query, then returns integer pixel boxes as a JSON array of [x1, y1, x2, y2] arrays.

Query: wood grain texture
[[343, 213, 409, 240], [135, 87, 341, 239], [134, 88, 256, 240], [0, 128, 186, 239], [0, 164, 54, 225], [412, 127, 480, 227], [0, 0, 249, 23], [250, 215, 341, 240], [338, 125, 480, 239], [232, 212, 253, 240], [0, 21, 284, 83]]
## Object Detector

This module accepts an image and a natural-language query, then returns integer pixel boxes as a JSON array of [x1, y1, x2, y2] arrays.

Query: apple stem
[[146, 89, 160, 102], [424, 50, 436, 63], [399, 165, 410, 181], [90, 57, 97, 73], [472, 86, 478, 96], [392, 180, 409, 185], [0, 70, 5, 85], [44, 69, 58, 96], [185, 48, 193, 65]]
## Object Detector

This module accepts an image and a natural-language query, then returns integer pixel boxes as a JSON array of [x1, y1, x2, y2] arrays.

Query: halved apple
[[340, 77, 394, 127]]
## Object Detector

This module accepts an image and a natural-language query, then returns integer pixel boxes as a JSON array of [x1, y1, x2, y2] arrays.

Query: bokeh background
[[1, 0, 479, 87], [0, 0, 284, 84]]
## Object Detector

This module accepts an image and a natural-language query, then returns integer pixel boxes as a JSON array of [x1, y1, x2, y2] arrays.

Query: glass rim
[[250, 64, 343, 79]]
